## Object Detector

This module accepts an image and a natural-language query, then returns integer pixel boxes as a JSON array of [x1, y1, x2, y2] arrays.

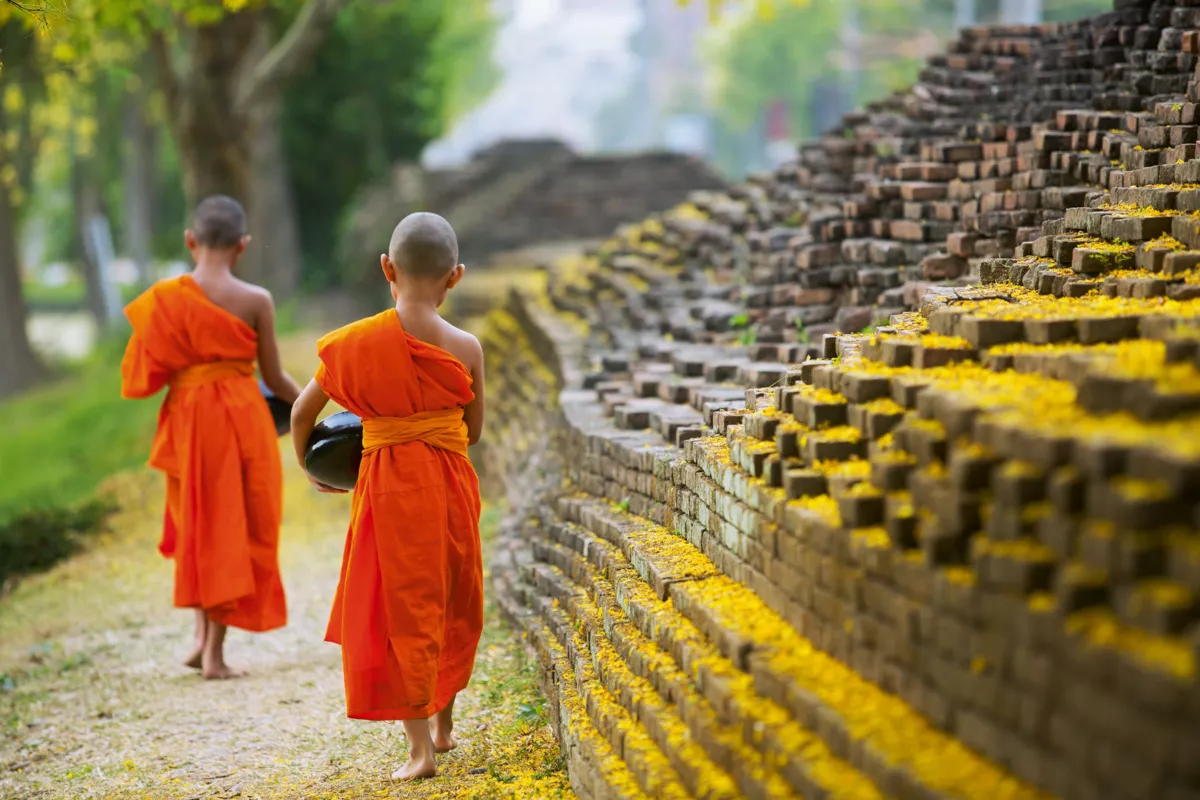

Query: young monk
[[121, 195, 301, 679], [290, 212, 486, 781]]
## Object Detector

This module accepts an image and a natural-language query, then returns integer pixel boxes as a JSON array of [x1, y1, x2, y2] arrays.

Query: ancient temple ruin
[[474, 3, 1200, 799]]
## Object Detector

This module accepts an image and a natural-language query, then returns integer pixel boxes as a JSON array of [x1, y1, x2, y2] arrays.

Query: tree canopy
[[282, 0, 497, 289], [0, 0, 498, 395]]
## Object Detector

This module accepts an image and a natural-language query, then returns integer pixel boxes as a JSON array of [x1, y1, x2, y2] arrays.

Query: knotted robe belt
[[362, 408, 469, 458], [170, 360, 255, 388]]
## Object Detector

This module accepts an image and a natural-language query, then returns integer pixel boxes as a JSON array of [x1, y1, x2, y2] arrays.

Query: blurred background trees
[[696, 0, 1113, 175], [0, 0, 495, 396]]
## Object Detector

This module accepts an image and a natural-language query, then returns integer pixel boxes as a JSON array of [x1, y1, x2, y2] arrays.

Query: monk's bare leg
[[201, 620, 244, 680], [432, 695, 457, 753], [393, 719, 437, 781], [184, 609, 207, 669]]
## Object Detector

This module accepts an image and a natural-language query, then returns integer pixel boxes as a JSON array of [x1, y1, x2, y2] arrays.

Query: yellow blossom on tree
[[50, 41, 74, 62], [2, 85, 23, 114]]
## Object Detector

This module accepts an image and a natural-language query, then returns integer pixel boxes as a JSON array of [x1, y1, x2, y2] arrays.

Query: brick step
[[532, 556, 798, 799], [548, 496, 1056, 800], [524, 608, 660, 800], [535, 523, 885, 799], [492, 522, 657, 800], [528, 576, 709, 800]]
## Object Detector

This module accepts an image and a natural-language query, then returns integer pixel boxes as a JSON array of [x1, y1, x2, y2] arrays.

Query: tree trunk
[[148, 0, 348, 298], [244, 17, 301, 298], [172, 13, 259, 218], [169, 12, 302, 298], [72, 145, 113, 329], [122, 62, 155, 286], [249, 92, 303, 298], [0, 182, 43, 398], [149, 0, 348, 298]]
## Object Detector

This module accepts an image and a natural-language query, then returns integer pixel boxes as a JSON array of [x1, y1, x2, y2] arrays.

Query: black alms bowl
[[304, 410, 363, 492], [259, 379, 292, 436]]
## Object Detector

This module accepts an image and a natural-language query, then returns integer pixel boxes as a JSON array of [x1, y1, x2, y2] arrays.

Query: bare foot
[[391, 754, 437, 781], [183, 647, 204, 670], [432, 697, 458, 754], [432, 730, 457, 754], [200, 619, 240, 680], [186, 610, 207, 669], [202, 663, 246, 680]]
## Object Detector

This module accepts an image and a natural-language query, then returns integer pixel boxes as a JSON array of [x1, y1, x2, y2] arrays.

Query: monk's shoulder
[[231, 278, 271, 302], [142, 274, 189, 302], [317, 311, 393, 355], [124, 275, 188, 324], [440, 321, 483, 371]]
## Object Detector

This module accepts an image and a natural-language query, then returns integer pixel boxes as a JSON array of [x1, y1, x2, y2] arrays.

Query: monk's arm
[[254, 292, 302, 404], [119, 331, 170, 399], [291, 379, 330, 470], [464, 335, 486, 446]]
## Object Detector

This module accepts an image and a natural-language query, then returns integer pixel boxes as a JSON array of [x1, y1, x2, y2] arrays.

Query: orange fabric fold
[[120, 275, 286, 634], [361, 409, 469, 458], [170, 360, 255, 388], [316, 310, 483, 721]]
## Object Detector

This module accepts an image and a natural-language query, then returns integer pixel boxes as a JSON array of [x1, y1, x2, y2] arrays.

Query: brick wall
[[476, 3, 1200, 799]]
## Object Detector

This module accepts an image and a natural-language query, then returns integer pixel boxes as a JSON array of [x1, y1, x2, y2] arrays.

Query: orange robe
[[120, 275, 287, 633], [315, 310, 483, 720]]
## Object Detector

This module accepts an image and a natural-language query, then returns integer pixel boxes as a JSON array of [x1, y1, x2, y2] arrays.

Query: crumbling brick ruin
[[474, 3, 1200, 799], [341, 139, 728, 277]]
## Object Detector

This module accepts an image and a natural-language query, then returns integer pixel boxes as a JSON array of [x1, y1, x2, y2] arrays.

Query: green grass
[[0, 334, 158, 526], [22, 280, 142, 311], [0, 332, 158, 586]]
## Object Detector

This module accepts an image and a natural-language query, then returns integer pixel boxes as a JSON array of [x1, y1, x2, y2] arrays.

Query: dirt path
[[0, 336, 571, 800]]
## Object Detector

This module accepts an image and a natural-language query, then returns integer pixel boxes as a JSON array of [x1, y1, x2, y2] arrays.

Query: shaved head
[[388, 212, 459, 279], [192, 195, 247, 249]]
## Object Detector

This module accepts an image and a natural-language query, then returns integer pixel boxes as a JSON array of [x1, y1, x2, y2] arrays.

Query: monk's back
[[122, 275, 261, 393], [316, 310, 474, 420], [190, 272, 265, 331], [394, 309, 477, 378]]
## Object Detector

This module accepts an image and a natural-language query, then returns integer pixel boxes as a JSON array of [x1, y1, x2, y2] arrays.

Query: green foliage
[[705, 0, 942, 150], [0, 329, 156, 584], [795, 318, 810, 343], [0, 497, 117, 587], [425, 0, 499, 131], [729, 312, 750, 328], [282, 0, 497, 288], [5, 0, 499, 306], [516, 698, 546, 727]]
